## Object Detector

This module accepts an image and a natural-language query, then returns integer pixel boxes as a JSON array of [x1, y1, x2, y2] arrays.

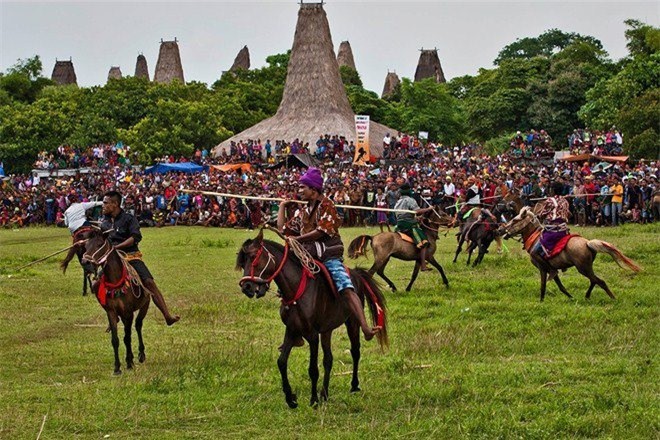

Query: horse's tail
[[587, 240, 642, 273], [351, 268, 388, 351], [347, 235, 373, 259]]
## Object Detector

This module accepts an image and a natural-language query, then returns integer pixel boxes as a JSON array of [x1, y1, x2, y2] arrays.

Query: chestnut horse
[[237, 229, 388, 408], [60, 226, 98, 296], [82, 229, 151, 375], [347, 210, 452, 292], [501, 206, 641, 301]]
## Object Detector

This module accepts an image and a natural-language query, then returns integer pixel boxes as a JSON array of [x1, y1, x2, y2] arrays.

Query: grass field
[[0, 224, 658, 439]]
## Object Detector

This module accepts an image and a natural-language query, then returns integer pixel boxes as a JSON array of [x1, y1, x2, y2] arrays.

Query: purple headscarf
[[299, 167, 323, 192]]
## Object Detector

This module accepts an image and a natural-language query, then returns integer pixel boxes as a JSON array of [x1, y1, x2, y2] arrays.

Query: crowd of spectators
[[2, 129, 657, 230]]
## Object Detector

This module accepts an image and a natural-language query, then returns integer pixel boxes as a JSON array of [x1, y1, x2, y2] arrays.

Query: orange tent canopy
[[211, 163, 252, 173]]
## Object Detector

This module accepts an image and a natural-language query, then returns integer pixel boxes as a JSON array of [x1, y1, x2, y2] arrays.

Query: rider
[[393, 182, 434, 271], [101, 190, 180, 326], [534, 181, 571, 276], [277, 167, 380, 342]]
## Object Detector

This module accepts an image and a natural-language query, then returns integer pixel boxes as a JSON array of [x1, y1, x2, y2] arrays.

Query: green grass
[[0, 224, 658, 439]]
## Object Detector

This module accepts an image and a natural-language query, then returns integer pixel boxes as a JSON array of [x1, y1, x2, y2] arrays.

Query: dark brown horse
[[348, 210, 451, 292], [81, 229, 151, 375], [501, 206, 641, 301], [237, 230, 388, 408], [60, 226, 98, 296]]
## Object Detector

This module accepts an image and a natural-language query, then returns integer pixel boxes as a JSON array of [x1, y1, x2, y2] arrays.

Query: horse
[[347, 210, 451, 292], [81, 228, 151, 375], [237, 229, 388, 408], [500, 206, 641, 301], [452, 200, 516, 266], [60, 226, 98, 296]]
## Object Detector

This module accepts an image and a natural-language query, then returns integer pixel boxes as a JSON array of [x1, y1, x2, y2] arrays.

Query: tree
[[495, 29, 603, 65], [0, 55, 53, 103], [339, 66, 363, 87]]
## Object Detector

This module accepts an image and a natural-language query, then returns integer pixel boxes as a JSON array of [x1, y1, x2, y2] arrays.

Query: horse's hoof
[[127, 364, 134, 370], [350, 386, 361, 393], [320, 389, 329, 401], [286, 396, 298, 409], [310, 398, 319, 407], [113, 370, 122, 376], [405, 288, 411, 292], [139, 353, 146, 363]]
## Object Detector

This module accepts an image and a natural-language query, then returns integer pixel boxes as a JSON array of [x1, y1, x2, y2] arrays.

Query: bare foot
[[363, 326, 382, 341], [278, 337, 304, 352], [166, 315, 180, 326]]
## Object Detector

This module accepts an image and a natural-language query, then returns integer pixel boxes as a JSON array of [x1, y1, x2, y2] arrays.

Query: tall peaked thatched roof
[[230, 46, 251, 72], [135, 54, 150, 80], [154, 39, 185, 84], [382, 71, 400, 98], [214, 2, 396, 157], [336, 40, 356, 70], [414, 48, 446, 83], [107, 66, 122, 82], [51, 60, 77, 86]]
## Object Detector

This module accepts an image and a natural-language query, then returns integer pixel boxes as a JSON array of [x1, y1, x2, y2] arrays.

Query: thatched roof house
[[337, 41, 356, 70], [51, 60, 77, 86], [154, 39, 185, 84], [414, 49, 446, 83], [229, 46, 251, 72], [214, 3, 395, 157], [135, 54, 150, 80], [381, 71, 400, 98], [107, 66, 122, 82]]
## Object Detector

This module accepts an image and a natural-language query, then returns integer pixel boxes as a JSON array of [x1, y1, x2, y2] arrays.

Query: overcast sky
[[1, 1, 658, 93]]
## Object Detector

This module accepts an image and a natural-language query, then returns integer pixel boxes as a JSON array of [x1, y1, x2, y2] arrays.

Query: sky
[[1, 1, 658, 94]]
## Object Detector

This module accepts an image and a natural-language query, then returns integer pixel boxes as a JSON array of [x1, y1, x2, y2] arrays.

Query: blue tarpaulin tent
[[143, 162, 208, 174]]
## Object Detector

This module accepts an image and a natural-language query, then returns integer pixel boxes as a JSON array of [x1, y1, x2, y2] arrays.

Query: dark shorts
[[129, 259, 153, 282]]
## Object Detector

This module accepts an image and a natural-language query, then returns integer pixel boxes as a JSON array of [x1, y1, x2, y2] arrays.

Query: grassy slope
[[0, 224, 658, 439]]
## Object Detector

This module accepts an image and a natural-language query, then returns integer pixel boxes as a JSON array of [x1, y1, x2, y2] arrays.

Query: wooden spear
[[180, 189, 418, 214]]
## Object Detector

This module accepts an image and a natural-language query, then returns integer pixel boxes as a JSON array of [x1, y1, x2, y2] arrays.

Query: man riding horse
[[276, 168, 380, 343], [393, 182, 434, 271], [100, 190, 180, 326], [532, 182, 571, 279]]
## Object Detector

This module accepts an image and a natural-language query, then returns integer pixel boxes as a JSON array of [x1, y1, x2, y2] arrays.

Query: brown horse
[[501, 206, 641, 301], [60, 226, 98, 296], [348, 210, 451, 292], [237, 230, 387, 408], [81, 229, 151, 375]]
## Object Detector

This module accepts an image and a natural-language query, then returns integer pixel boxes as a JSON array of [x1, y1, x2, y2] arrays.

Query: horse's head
[[420, 207, 452, 232], [500, 206, 536, 239], [81, 228, 113, 266], [236, 229, 279, 299]]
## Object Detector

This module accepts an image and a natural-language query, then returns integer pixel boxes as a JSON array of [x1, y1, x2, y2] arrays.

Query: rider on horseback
[[277, 168, 380, 342], [393, 182, 434, 271], [101, 190, 180, 326], [534, 181, 571, 279]]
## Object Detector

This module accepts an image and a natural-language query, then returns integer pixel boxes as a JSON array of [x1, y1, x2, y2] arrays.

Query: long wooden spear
[[180, 189, 418, 214], [13, 242, 81, 271]]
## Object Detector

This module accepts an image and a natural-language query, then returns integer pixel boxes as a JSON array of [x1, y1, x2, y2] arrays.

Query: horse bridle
[[82, 238, 115, 266], [239, 242, 289, 288]]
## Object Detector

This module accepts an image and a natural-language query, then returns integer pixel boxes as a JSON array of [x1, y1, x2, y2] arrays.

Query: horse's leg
[[575, 264, 615, 300], [539, 269, 548, 302], [405, 262, 421, 292], [453, 235, 465, 263], [466, 241, 477, 265], [473, 242, 486, 266], [277, 330, 298, 409], [495, 235, 503, 254], [428, 256, 449, 287], [345, 319, 361, 392], [320, 331, 333, 401], [107, 311, 121, 375], [122, 313, 134, 370], [136, 296, 150, 363], [553, 275, 573, 299], [375, 257, 397, 292], [307, 333, 320, 407]]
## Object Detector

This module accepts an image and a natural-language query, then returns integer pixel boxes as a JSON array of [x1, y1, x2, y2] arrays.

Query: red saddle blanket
[[547, 234, 580, 258]]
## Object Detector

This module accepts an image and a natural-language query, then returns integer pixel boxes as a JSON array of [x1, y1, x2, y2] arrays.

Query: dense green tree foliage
[[1, 20, 658, 174]]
